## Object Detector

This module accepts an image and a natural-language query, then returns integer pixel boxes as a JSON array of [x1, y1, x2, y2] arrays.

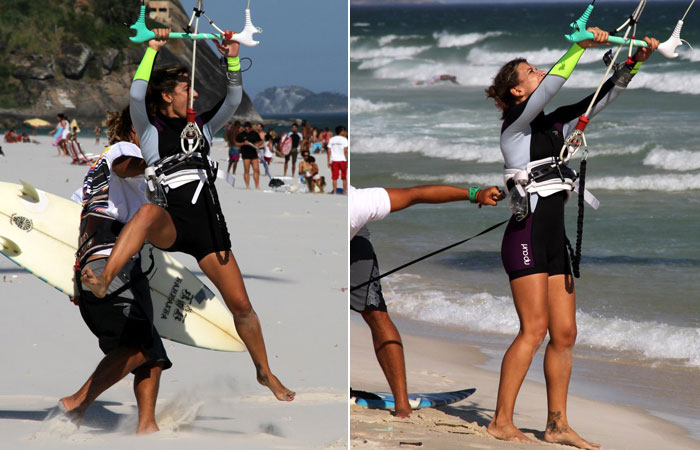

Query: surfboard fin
[[0, 236, 22, 257], [19, 180, 40, 203]]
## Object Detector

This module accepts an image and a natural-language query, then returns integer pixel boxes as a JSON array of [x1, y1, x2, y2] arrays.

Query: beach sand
[[0, 136, 348, 449], [350, 321, 699, 450]]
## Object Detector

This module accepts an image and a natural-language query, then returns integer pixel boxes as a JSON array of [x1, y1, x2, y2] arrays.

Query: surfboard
[[350, 388, 476, 410], [0, 181, 246, 352], [280, 134, 292, 155]]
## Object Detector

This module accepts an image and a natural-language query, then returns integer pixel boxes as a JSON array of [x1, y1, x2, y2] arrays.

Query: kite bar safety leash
[[350, 219, 508, 292], [558, 0, 648, 277]]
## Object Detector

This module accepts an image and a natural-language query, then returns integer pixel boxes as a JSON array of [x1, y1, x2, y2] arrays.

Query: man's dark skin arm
[[112, 156, 147, 178], [385, 185, 504, 212]]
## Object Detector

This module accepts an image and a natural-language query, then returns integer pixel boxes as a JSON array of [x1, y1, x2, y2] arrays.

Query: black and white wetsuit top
[[499, 44, 641, 279], [500, 44, 628, 212]]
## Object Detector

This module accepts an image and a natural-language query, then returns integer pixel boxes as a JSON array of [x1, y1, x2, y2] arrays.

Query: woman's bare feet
[[544, 412, 600, 449], [80, 267, 109, 298], [257, 371, 295, 401], [487, 419, 533, 443]]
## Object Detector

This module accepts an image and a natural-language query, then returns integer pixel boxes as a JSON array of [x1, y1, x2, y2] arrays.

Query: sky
[[179, 0, 348, 98]]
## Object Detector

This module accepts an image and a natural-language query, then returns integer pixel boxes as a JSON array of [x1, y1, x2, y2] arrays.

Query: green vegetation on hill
[[0, 0, 165, 108]]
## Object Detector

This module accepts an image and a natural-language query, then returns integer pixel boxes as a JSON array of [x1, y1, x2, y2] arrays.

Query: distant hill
[[253, 86, 348, 115], [0, 0, 261, 129]]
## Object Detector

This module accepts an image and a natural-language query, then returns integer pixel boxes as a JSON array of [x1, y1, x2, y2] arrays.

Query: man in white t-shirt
[[350, 183, 503, 417], [326, 126, 348, 195], [60, 107, 171, 434]]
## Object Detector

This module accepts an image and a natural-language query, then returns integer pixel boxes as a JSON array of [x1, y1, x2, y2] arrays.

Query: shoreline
[[350, 320, 699, 450]]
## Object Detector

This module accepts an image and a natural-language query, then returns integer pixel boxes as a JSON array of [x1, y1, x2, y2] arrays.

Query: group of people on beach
[[224, 118, 348, 193], [351, 25, 659, 450], [56, 27, 294, 433]]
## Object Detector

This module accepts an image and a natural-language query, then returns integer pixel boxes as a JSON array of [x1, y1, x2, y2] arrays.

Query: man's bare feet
[[57, 398, 84, 425], [136, 423, 160, 434], [80, 267, 108, 298], [257, 371, 295, 401], [544, 411, 600, 449], [487, 420, 533, 443]]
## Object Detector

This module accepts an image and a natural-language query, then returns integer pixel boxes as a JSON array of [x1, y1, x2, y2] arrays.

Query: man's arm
[[385, 185, 503, 213]]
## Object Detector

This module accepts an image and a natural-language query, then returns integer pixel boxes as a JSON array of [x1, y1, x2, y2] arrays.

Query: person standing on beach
[[94, 125, 101, 144], [80, 28, 294, 402], [224, 120, 241, 174], [284, 123, 304, 177], [62, 106, 171, 434], [484, 28, 658, 448], [327, 126, 348, 194], [236, 121, 263, 189], [350, 184, 503, 417]]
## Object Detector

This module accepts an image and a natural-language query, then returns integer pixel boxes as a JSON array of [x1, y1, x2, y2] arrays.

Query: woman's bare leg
[[81, 204, 176, 298], [198, 250, 295, 401], [543, 274, 600, 449], [243, 159, 251, 188], [488, 273, 549, 443]]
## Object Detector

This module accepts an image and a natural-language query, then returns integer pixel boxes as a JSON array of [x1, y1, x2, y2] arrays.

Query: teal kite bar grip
[[565, 31, 650, 48], [564, 3, 648, 48], [128, 5, 223, 43]]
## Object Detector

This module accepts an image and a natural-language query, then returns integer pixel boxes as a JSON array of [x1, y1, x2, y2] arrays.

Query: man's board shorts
[[78, 257, 172, 371], [285, 148, 299, 165], [312, 142, 322, 153], [228, 146, 240, 162], [350, 232, 387, 313], [331, 161, 347, 180], [240, 146, 258, 160], [501, 191, 571, 281]]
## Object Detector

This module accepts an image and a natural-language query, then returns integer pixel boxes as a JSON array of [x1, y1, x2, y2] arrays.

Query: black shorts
[[350, 234, 387, 313], [78, 258, 172, 371], [163, 181, 231, 261], [501, 192, 571, 281], [285, 148, 299, 165], [240, 147, 258, 160]]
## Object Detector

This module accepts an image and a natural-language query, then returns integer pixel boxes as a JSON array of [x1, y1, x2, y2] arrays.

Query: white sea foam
[[677, 48, 700, 62], [433, 31, 504, 48], [466, 47, 609, 66], [352, 135, 503, 163], [643, 149, 700, 171], [350, 98, 407, 114], [351, 45, 431, 62], [383, 281, 700, 367], [378, 34, 422, 46], [358, 57, 400, 70], [353, 22, 370, 27], [350, 36, 360, 44]]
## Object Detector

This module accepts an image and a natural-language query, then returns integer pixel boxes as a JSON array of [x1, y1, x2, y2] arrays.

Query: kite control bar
[[129, 2, 261, 46], [565, 3, 649, 48], [658, 0, 696, 58]]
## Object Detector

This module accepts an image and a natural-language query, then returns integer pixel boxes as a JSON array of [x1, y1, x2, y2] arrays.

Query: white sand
[[350, 321, 699, 450], [0, 136, 348, 449]]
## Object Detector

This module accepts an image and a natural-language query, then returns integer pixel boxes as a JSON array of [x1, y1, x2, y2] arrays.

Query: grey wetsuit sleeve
[[202, 74, 243, 143], [561, 79, 624, 137], [130, 79, 160, 165]]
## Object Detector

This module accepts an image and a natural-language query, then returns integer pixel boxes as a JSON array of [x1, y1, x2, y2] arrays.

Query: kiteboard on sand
[[0, 180, 246, 352], [351, 388, 476, 410]]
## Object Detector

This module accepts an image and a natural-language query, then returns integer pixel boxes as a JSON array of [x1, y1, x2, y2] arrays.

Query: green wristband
[[469, 186, 481, 204], [227, 56, 241, 72], [630, 60, 643, 75], [133, 47, 158, 82]]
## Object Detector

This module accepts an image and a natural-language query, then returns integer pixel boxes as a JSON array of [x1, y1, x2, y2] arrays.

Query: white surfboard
[[0, 181, 246, 352]]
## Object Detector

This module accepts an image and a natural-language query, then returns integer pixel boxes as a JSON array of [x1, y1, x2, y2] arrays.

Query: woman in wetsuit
[[484, 29, 658, 448], [81, 29, 294, 402]]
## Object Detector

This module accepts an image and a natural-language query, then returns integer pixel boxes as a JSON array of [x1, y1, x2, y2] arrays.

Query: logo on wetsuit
[[521, 243, 531, 266]]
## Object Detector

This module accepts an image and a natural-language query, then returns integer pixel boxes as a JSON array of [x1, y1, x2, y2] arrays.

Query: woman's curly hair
[[104, 106, 133, 145], [485, 58, 527, 119]]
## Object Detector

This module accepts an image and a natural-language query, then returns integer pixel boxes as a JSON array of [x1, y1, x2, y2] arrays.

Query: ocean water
[[351, 1, 700, 440]]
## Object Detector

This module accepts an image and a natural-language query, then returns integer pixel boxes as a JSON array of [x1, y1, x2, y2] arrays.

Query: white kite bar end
[[232, 9, 261, 47], [658, 20, 685, 59]]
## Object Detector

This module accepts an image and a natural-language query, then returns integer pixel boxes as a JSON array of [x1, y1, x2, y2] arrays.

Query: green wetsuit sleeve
[[549, 43, 585, 80], [133, 48, 158, 82]]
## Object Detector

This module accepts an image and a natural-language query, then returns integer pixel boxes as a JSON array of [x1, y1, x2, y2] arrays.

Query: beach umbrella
[[24, 118, 51, 128]]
